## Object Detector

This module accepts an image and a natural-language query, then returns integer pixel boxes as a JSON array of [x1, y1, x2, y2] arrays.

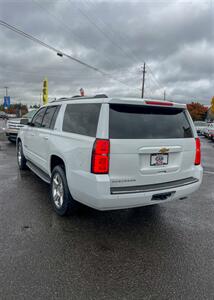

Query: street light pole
[[4, 86, 9, 97]]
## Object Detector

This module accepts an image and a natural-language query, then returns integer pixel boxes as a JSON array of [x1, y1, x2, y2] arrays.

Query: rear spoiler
[[108, 98, 186, 109]]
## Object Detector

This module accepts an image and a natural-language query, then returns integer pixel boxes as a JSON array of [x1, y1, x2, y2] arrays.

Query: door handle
[[43, 136, 48, 140]]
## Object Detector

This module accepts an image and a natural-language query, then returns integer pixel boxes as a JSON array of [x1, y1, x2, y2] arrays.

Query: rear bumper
[[110, 177, 199, 195], [69, 166, 203, 210]]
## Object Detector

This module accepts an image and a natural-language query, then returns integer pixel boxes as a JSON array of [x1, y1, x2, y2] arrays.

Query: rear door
[[24, 107, 46, 163], [109, 103, 196, 188], [34, 105, 61, 172]]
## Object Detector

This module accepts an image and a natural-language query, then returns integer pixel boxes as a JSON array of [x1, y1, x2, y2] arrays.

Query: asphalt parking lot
[[0, 131, 214, 299]]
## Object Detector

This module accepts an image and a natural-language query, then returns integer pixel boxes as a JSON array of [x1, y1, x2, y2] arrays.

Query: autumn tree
[[0, 103, 28, 116], [186, 102, 208, 121]]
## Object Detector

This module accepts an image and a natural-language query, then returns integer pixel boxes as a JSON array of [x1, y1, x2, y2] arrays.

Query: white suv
[[17, 96, 203, 216]]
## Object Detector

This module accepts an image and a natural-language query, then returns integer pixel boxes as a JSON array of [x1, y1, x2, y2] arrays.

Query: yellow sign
[[211, 96, 214, 114], [43, 78, 48, 105]]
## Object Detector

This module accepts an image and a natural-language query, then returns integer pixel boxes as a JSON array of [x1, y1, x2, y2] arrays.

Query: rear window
[[109, 104, 193, 139], [63, 103, 101, 137]]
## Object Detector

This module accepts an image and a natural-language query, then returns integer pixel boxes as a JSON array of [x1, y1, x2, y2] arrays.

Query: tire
[[17, 140, 27, 170], [50, 165, 77, 216], [8, 137, 16, 143]]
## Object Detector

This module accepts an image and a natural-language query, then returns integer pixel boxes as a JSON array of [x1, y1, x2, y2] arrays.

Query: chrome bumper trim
[[111, 177, 199, 195]]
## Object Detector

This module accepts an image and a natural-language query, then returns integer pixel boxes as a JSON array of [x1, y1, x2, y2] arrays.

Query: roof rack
[[51, 94, 108, 103]]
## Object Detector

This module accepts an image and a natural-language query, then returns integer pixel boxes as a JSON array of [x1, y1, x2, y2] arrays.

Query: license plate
[[150, 153, 168, 166]]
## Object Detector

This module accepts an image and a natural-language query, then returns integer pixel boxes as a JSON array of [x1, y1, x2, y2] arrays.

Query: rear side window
[[42, 105, 60, 129], [109, 104, 193, 139], [63, 103, 101, 137], [50, 106, 61, 129]]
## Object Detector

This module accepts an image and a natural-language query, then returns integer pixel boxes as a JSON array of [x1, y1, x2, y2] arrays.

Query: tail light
[[91, 139, 110, 174], [145, 100, 173, 106], [194, 138, 201, 165]]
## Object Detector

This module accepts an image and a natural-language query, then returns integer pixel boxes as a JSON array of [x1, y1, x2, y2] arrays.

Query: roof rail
[[50, 97, 70, 103], [94, 94, 108, 98], [51, 94, 108, 103], [71, 94, 108, 99]]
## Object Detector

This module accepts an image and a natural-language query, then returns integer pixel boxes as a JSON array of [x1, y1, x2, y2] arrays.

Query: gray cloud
[[0, 0, 213, 106]]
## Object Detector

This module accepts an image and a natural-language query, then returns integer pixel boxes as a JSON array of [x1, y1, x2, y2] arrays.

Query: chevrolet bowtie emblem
[[159, 147, 170, 154]]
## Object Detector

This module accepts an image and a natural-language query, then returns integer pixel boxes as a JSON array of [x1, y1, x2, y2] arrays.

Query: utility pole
[[4, 86, 9, 97], [164, 89, 166, 100], [141, 63, 146, 99]]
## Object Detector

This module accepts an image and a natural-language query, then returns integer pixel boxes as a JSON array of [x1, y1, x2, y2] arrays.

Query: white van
[[17, 96, 203, 216]]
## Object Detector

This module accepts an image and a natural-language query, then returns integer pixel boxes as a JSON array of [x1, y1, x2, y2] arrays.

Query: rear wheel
[[50, 165, 77, 216], [17, 141, 27, 170]]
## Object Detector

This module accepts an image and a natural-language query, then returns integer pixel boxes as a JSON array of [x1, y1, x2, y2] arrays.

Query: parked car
[[207, 123, 214, 140], [7, 114, 16, 118], [6, 109, 37, 142], [17, 96, 203, 216], [0, 111, 8, 120], [194, 121, 207, 135], [203, 123, 214, 138]]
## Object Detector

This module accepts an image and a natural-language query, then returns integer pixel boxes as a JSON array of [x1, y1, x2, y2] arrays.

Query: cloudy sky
[[0, 0, 213, 106]]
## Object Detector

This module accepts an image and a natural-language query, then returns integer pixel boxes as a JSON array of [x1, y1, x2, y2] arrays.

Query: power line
[[80, 0, 140, 64], [146, 64, 166, 99], [35, 0, 164, 96], [32, 0, 117, 71], [74, 1, 165, 94], [146, 64, 163, 90], [144, 70, 153, 99], [81, 0, 165, 91], [72, 0, 137, 66], [0, 20, 139, 91]]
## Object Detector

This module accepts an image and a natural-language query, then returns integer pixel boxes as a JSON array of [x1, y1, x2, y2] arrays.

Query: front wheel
[[17, 141, 27, 170], [50, 165, 78, 216]]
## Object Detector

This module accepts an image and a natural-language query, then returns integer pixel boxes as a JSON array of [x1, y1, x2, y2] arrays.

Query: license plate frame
[[150, 153, 168, 166]]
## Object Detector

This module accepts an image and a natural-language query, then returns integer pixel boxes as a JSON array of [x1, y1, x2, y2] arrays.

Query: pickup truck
[[6, 109, 37, 142]]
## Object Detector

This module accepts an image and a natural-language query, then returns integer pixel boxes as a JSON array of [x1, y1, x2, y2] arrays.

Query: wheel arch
[[16, 137, 22, 148], [50, 155, 66, 174]]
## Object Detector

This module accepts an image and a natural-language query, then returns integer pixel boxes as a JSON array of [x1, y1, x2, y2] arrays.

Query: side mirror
[[20, 118, 29, 125]]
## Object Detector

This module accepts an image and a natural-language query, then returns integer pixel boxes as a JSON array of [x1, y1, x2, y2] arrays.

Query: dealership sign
[[3, 96, 10, 109]]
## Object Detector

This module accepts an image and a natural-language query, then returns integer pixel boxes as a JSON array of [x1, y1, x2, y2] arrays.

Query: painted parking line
[[204, 170, 214, 175]]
